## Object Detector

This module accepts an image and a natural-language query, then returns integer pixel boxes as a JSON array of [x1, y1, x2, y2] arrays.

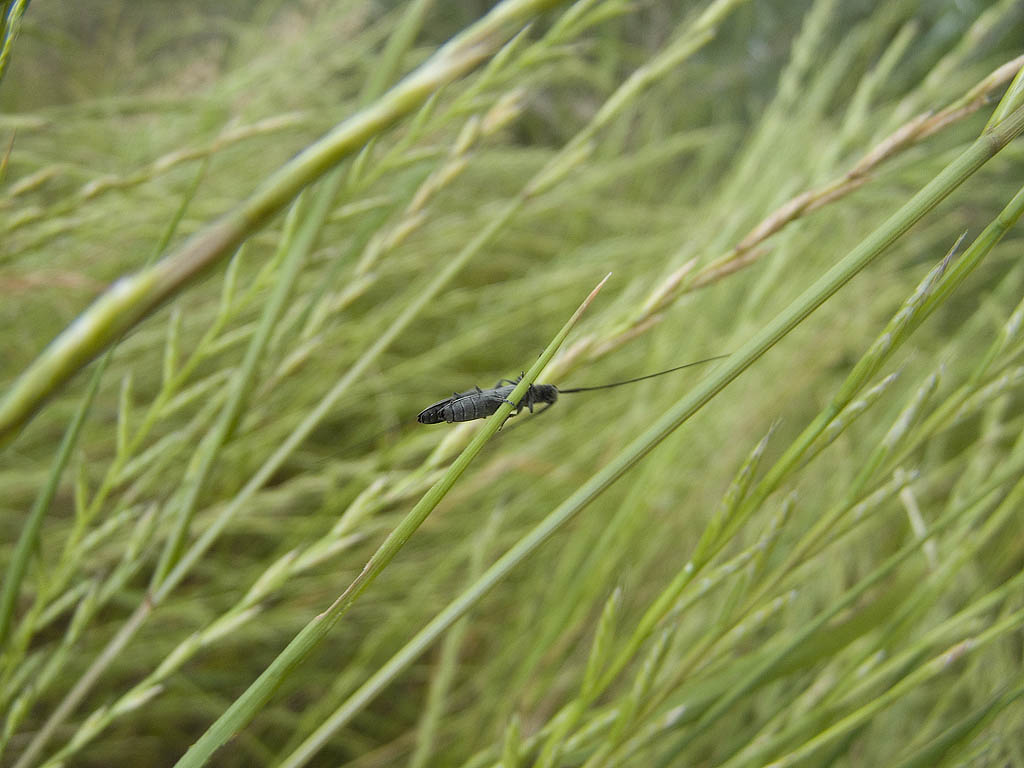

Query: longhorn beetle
[[417, 355, 727, 425]]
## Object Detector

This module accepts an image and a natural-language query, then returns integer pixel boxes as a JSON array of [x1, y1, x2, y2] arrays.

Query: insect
[[417, 355, 727, 425]]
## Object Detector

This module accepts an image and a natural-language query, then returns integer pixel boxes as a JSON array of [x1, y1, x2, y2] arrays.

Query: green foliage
[[2, 1, 1024, 767]]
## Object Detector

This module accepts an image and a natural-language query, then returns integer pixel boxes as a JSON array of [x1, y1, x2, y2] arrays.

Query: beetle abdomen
[[417, 386, 514, 424]]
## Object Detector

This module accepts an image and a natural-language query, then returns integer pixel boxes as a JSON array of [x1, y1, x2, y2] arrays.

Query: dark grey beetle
[[417, 356, 726, 425], [417, 375, 557, 424]]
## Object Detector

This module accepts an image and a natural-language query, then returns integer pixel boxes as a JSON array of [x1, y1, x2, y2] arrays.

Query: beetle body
[[417, 380, 559, 424]]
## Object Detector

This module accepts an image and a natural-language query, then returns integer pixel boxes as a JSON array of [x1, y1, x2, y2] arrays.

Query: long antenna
[[558, 354, 728, 394]]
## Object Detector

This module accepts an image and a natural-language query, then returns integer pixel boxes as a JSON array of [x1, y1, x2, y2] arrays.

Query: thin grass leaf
[[0, 0, 27, 86], [580, 587, 622, 701], [173, 274, 609, 768], [115, 373, 132, 461], [162, 307, 181, 387]]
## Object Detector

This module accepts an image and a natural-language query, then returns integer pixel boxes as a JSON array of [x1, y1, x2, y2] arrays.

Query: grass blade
[[172, 274, 610, 768]]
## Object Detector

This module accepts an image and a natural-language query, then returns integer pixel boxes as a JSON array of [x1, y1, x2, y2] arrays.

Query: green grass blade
[[171, 274, 609, 768], [0, 0, 27, 86]]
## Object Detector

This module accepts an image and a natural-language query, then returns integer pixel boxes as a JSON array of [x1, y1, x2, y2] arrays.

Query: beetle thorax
[[528, 384, 559, 406]]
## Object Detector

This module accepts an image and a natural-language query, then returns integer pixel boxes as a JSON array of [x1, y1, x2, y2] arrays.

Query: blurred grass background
[[2, 0, 1024, 766]]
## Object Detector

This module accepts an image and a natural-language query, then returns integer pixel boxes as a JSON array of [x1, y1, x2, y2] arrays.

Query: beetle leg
[[498, 372, 527, 387]]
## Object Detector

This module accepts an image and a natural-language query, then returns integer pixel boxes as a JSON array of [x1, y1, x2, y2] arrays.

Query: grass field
[[2, 1, 1024, 766]]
